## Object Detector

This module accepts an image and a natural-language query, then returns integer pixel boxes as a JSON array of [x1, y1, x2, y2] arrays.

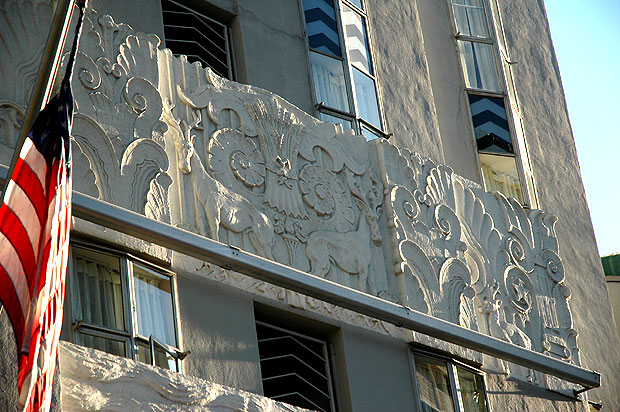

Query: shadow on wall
[[485, 372, 583, 411]]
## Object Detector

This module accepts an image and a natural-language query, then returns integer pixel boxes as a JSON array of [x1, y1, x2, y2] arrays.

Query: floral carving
[[298, 164, 348, 217], [208, 128, 265, 189]]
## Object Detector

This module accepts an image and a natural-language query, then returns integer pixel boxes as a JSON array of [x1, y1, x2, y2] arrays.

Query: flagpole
[[1, 0, 77, 200]]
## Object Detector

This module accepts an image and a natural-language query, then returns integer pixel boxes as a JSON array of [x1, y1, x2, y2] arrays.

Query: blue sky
[[544, 0, 620, 256]]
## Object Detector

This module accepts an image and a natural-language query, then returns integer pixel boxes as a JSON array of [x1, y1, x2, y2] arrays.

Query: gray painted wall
[[336, 325, 418, 412], [177, 273, 263, 394]]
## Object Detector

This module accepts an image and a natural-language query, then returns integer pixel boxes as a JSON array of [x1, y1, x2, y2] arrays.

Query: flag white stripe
[[3, 180, 41, 254], [19, 137, 47, 190], [0, 231, 30, 318]]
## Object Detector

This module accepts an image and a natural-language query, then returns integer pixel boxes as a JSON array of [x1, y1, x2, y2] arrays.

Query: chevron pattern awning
[[303, 0, 342, 57], [468, 94, 514, 154]]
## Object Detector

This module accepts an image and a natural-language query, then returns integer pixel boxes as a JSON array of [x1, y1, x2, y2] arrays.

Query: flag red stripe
[[19, 138, 47, 192], [0, 227, 31, 319], [3, 181, 42, 256], [13, 158, 47, 225], [0, 204, 37, 285], [47, 159, 60, 203], [0, 266, 26, 348]]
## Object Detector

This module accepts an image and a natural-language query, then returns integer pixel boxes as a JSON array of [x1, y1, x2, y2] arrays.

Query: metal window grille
[[256, 321, 336, 412], [161, 0, 233, 79]]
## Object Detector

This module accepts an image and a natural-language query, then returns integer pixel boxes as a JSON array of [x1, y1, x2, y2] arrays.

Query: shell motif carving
[[208, 128, 266, 189], [542, 249, 565, 283], [505, 231, 534, 274], [378, 139, 580, 386], [299, 164, 350, 218]]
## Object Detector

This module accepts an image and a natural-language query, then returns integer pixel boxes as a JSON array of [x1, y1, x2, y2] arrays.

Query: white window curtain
[[452, 0, 489, 38], [458, 41, 500, 92], [133, 269, 176, 347], [480, 163, 524, 202], [72, 254, 124, 331], [352, 67, 381, 129], [310, 51, 349, 113]]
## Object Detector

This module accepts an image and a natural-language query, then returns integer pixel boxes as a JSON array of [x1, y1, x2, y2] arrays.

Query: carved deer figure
[[168, 109, 276, 259], [305, 171, 383, 294]]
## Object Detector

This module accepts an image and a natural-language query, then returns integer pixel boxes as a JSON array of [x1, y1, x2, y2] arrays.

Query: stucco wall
[[605, 277, 620, 343], [494, 0, 620, 408], [335, 325, 418, 412], [367, 0, 444, 161], [176, 272, 263, 394]]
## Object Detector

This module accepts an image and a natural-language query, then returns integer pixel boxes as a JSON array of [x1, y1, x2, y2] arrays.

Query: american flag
[[0, 6, 80, 408], [0, 75, 73, 412]]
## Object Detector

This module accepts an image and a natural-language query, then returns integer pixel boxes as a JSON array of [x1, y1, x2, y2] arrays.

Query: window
[[450, 0, 535, 206], [256, 321, 337, 412], [301, 0, 385, 140], [412, 353, 490, 412], [69, 243, 185, 371], [161, 0, 234, 79]]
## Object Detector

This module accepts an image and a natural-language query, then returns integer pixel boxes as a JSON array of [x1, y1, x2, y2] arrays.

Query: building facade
[[0, 0, 619, 411], [602, 254, 620, 344]]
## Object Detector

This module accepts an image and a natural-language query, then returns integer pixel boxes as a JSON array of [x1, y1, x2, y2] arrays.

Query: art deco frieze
[[0, 5, 580, 388]]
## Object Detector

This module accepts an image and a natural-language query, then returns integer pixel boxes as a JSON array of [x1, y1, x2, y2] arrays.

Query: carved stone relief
[[157, 50, 389, 296], [1, 5, 583, 391], [68, 9, 170, 220], [377, 141, 580, 386]]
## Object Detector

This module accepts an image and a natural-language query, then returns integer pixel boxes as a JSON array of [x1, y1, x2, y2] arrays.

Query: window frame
[[299, 0, 388, 140], [255, 319, 339, 412], [161, 0, 236, 80], [66, 241, 185, 372], [410, 349, 491, 412], [449, 0, 537, 207]]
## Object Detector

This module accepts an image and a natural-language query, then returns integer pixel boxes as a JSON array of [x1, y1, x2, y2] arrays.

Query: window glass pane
[[457, 367, 489, 412], [76, 332, 126, 357], [414, 356, 456, 412], [133, 265, 177, 347], [451, 0, 489, 38], [352, 67, 381, 129], [155, 346, 179, 372], [342, 5, 373, 74], [72, 247, 125, 331], [310, 51, 350, 112], [137, 340, 152, 365], [319, 112, 354, 130], [479, 153, 524, 203], [303, 0, 341, 57], [458, 41, 500, 91], [347, 0, 364, 10], [136, 339, 177, 371], [468, 94, 512, 154]]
